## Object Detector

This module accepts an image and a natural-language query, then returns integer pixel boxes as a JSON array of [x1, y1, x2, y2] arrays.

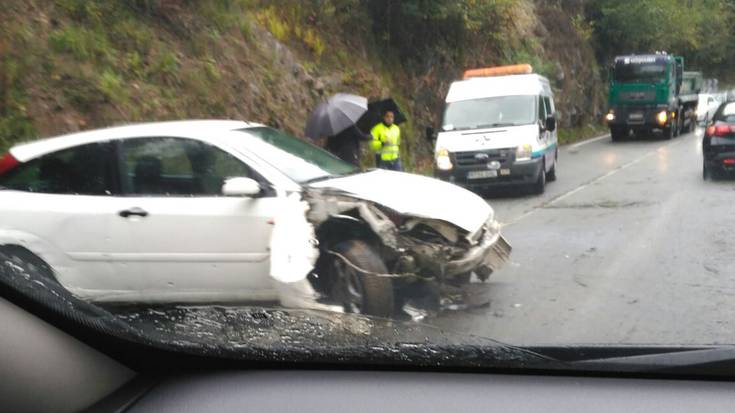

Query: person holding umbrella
[[325, 124, 372, 167], [305, 93, 371, 167], [370, 110, 402, 171]]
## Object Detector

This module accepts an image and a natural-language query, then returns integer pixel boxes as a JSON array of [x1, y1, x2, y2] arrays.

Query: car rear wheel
[[329, 240, 395, 317]]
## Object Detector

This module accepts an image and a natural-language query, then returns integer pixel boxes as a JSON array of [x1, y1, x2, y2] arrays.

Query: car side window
[[0, 142, 116, 195], [120, 137, 258, 196]]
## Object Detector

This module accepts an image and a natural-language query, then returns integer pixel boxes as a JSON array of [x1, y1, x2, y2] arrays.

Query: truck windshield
[[442, 95, 536, 131], [613, 61, 667, 83]]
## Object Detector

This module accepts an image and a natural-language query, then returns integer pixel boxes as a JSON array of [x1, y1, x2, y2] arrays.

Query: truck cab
[[433, 64, 558, 195], [606, 53, 698, 140]]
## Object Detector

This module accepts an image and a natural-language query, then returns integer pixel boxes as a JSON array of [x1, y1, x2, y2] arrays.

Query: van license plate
[[468, 170, 498, 179]]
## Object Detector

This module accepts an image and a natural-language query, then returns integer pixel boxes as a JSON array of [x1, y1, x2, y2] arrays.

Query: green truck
[[606, 53, 701, 141]]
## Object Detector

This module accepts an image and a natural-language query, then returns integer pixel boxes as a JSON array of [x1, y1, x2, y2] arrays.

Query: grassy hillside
[[0, 0, 606, 170]]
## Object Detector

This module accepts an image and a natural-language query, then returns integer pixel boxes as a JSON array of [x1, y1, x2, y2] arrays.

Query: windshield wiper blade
[[476, 122, 516, 129]]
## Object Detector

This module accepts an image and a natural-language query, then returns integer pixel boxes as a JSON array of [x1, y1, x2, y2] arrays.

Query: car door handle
[[119, 207, 149, 218]]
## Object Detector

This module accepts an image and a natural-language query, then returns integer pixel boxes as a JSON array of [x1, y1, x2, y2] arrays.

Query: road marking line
[[568, 133, 611, 151], [503, 138, 686, 227]]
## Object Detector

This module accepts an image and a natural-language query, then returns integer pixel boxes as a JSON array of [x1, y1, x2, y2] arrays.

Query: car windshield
[[237, 127, 358, 183], [442, 95, 536, 131], [5, 0, 735, 380], [613, 60, 667, 83]]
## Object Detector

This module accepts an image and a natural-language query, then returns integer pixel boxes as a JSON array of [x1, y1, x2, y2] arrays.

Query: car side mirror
[[222, 177, 261, 197], [425, 126, 436, 142], [545, 116, 557, 132]]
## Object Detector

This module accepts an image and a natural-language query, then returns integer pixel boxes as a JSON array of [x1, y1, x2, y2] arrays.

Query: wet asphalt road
[[430, 127, 735, 346]]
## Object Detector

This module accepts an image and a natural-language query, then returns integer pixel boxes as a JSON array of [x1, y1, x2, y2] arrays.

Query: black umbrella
[[357, 98, 407, 132], [305, 93, 368, 139]]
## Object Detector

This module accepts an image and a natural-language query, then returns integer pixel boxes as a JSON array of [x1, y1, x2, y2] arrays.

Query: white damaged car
[[0, 121, 510, 316]]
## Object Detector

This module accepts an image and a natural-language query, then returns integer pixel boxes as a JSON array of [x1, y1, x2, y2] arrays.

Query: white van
[[432, 65, 558, 194]]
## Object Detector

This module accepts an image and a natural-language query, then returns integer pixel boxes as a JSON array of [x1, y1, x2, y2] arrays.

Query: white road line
[[502, 138, 685, 227], [568, 133, 611, 152]]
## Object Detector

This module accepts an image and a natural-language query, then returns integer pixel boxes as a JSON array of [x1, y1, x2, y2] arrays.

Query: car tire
[[0, 245, 57, 284], [330, 240, 394, 317], [533, 162, 546, 194], [703, 160, 710, 180]]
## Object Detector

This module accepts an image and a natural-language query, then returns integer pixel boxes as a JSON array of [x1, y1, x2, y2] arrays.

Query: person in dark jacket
[[325, 124, 372, 167]]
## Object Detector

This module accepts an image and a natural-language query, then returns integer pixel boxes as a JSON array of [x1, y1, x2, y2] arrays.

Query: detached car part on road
[[0, 121, 511, 317]]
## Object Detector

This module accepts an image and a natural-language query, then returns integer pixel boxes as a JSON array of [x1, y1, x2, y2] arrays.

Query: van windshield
[[442, 95, 536, 131]]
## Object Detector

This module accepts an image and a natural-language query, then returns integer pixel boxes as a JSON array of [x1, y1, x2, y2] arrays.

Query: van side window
[[538, 96, 547, 121], [543, 96, 553, 117]]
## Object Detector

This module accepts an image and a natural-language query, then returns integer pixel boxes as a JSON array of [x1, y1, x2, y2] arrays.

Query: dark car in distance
[[703, 100, 735, 180]]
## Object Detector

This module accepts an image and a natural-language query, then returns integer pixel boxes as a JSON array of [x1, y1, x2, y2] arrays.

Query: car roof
[[446, 74, 551, 103], [9, 120, 260, 161]]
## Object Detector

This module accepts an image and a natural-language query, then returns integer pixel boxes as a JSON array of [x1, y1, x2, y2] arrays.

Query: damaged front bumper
[[273, 187, 512, 316], [445, 225, 512, 278]]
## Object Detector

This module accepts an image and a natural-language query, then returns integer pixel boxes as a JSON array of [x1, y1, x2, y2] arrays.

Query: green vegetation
[[587, 0, 735, 80], [4, 0, 735, 166], [557, 124, 609, 146]]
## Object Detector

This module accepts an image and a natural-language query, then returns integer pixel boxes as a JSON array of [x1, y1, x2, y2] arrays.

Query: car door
[[0, 141, 122, 296], [108, 136, 280, 302]]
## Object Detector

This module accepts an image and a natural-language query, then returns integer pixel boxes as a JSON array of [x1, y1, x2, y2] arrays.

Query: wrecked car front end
[[297, 185, 511, 316]]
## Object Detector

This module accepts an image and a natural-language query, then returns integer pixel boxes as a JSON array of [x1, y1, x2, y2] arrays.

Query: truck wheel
[[610, 127, 625, 142], [664, 125, 674, 140], [532, 162, 546, 194], [329, 240, 394, 317]]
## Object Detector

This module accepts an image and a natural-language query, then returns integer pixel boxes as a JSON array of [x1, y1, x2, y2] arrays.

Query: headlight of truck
[[657, 110, 668, 125], [436, 148, 453, 170], [605, 112, 615, 122], [516, 144, 533, 162]]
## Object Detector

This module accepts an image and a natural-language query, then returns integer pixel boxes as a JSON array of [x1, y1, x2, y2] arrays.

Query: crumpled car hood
[[309, 169, 492, 233]]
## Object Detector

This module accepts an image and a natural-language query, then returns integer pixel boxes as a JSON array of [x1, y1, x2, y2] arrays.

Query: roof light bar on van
[[462, 64, 533, 80], [0, 152, 19, 176]]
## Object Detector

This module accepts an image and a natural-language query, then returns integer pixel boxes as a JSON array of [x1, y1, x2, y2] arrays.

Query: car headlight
[[516, 144, 533, 161], [436, 148, 453, 170], [657, 110, 668, 125]]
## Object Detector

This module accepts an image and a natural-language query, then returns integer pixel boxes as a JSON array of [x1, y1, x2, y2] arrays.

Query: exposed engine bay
[[269, 187, 512, 318]]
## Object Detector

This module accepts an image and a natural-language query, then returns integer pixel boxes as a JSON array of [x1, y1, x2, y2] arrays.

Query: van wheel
[[329, 240, 394, 317], [532, 162, 546, 194], [546, 154, 557, 182]]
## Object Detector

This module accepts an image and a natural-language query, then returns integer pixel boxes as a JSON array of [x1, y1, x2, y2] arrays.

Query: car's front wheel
[[329, 240, 395, 317]]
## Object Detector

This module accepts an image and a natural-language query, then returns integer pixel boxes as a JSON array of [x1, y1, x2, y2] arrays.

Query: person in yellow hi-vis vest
[[370, 110, 403, 171]]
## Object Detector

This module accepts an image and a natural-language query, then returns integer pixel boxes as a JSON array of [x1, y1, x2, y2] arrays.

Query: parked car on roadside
[[0, 121, 511, 316]]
